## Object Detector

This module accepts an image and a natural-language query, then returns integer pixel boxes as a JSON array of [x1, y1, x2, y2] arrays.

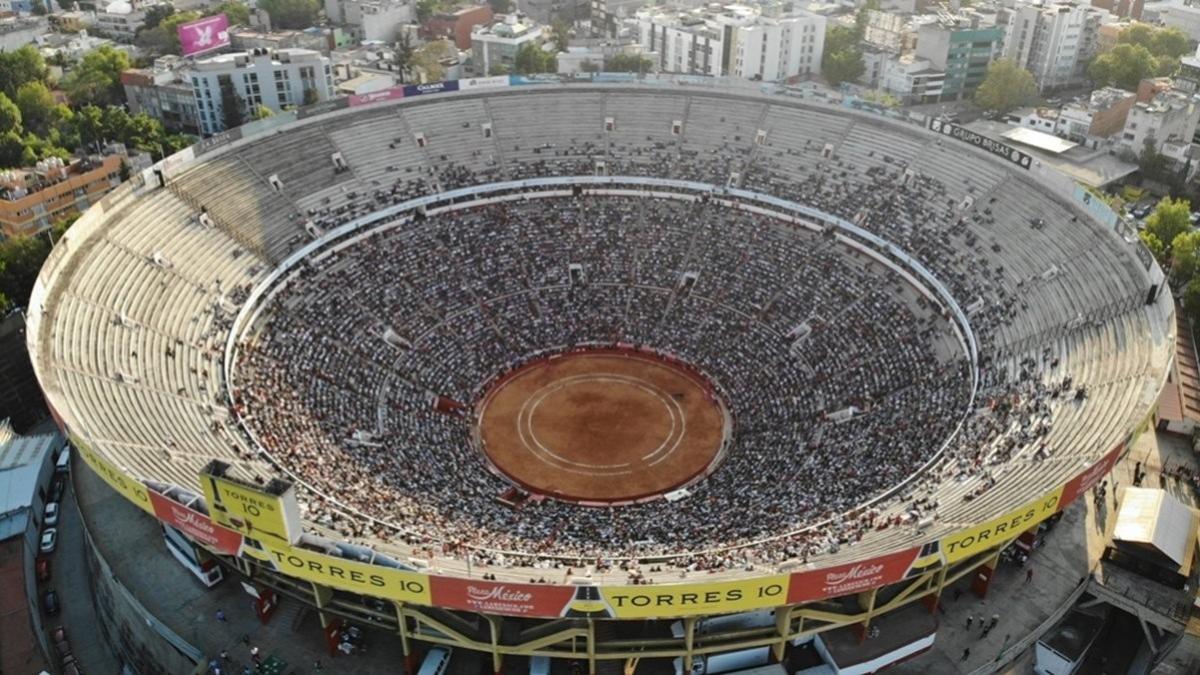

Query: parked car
[[36, 556, 51, 583], [43, 502, 59, 527], [39, 528, 57, 554], [50, 477, 65, 502], [42, 589, 60, 616], [50, 625, 71, 661]]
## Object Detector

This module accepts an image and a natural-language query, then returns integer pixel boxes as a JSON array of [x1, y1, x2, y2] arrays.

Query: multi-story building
[[0, 155, 125, 239], [471, 13, 545, 76], [324, 0, 413, 43], [519, 0, 589, 24], [1144, 1, 1200, 42], [1057, 86, 1137, 143], [1090, 0, 1143, 20], [229, 26, 334, 55], [182, 48, 335, 136], [633, 3, 825, 81], [94, 0, 157, 42], [1176, 43, 1200, 95], [592, 0, 666, 38], [1002, 0, 1113, 92], [122, 57, 201, 134], [1120, 90, 1200, 165], [913, 13, 1004, 101], [423, 5, 494, 50], [881, 54, 946, 103]]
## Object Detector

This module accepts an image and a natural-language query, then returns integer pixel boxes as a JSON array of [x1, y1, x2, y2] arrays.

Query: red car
[[36, 556, 51, 583]]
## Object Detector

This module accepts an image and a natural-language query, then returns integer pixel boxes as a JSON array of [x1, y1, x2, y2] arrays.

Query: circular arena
[[27, 82, 1174, 658]]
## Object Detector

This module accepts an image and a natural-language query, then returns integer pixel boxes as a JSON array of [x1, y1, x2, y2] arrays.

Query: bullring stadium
[[26, 78, 1177, 673]]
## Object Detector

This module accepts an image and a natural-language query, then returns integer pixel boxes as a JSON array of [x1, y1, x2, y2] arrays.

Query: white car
[[43, 502, 59, 527], [39, 528, 57, 554]]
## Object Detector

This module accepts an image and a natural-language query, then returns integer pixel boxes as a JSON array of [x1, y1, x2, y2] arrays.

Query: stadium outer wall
[[24, 80, 1176, 671]]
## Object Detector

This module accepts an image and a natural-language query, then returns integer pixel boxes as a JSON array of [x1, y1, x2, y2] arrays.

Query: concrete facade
[[1003, 0, 1112, 92]]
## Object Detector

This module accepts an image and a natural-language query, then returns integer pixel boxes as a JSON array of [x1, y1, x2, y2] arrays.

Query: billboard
[[600, 575, 790, 618], [938, 488, 1063, 563], [349, 87, 404, 107], [1060, 443, 1124, 507], [429, 578, 575, 617], [788, 547, 920, 604], [199, 468, 298, 545], [73, 436, 154, 514], [248, 542, 431, 604], [178, 14, 231, 58], [458, 76, 510, 91], [149, 491, 244, 556], [403, 80, 459, 97], [926, 117, 1033, 170]]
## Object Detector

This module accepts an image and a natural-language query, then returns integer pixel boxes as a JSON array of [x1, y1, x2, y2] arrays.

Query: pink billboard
[[178, 14, 231, 57]]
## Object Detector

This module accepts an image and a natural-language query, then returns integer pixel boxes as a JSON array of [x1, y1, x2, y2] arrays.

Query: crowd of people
[[225, 182, 1056, 569]]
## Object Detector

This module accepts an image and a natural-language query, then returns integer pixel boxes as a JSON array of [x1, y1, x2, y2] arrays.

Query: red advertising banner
[[349, 87, 404, 107], [429, 577, 576, 617], [149, 490, 244, 556], [788, 546, 921, 604], [1058, 443, 1124, 508]]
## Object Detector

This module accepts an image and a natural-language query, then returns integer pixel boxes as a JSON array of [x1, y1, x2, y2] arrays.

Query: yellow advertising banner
[[600, 574, 790, 618], [248, 542, 432, 605], [939, 487, 1064, 563], [200, 472, 291, 544], [72, 435, 154, 514]]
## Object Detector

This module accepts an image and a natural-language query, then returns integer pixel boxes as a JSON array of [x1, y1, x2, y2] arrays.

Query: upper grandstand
[[27, 81, 1174, 586]]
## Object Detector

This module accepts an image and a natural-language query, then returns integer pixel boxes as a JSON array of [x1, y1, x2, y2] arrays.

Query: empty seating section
[[171, 157, 303, 262], [30, 87, 1168, 574]]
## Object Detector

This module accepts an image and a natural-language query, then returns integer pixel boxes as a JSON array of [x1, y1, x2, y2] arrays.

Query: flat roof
[[1113, 488, 1199, 573], [1001, 127, 1078, 154]]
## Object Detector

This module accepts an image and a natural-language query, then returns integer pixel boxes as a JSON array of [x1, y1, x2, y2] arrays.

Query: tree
[[0, 131, 29, 169], [141, 3, 175, 31], [821, 26, 864, 86], [257, 0, 320, 29], [1171, 230, 1200, 284], [550, 18, 570, 53], [209, 1, 251, 25], [413, 40, 454, 82], [252, 104, 274, 120], [218, 75, 245, 130], [0, 94, 21, 136], [63, 45, 132, 106], [0, 46, 48, 101], [303, 88, 319, 105], [855, 0, 881, 37], [1144, 197, 1192, 259], [1184, 277, 1200, 329], [1088, 43, 1157, 91], [137, 10, 202, 54], [974, 59, 1038, 112], [605, 53, 653, 73], [393, 30, 416, 81], [1119, 24, 1191, 60], [488, 0, 512, 13], [14, 82, 61, 136], [513, 42, 556, 75]]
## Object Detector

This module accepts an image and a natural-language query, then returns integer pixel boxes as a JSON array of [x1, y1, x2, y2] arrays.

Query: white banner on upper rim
[[459, 76, 511, 90]]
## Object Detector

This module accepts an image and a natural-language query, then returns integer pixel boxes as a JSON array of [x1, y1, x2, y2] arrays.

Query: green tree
[[974, 59, 1038, 112], [1144, 196, 1192, 258], [137, 10, 202, 54], [63, 45, 132, 106], [218, 75, 245, 130], [259, 0, 319, 28], [393, 30, 416, 81], [1171, 230, 1200, 284], [0, 94, 21, 135], [0, 130, 29, 168], [413, 40, 454, 82], [1088, 43, 1157, 91], [855, 0, 881, 37], [1119, 24, 1191, 60], [1140, 230, 1166, 262], [513, 42, 556, 74], [605, 53, 653, 73], [141, 3, 175, 31], [0, 46, 49, 101], [14, 82, 62, 136], [1184, 276, 1200, 329], [209, 1, 251, 25], [303, 88, 319, 105], [252, 104, 274, 120], [821, 26, 864, 86], [550, 18, 570, 53]]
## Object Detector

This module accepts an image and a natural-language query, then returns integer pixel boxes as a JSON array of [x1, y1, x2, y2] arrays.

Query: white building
[[95, 0, 158, 42], [1121, 91, 1200, 165], [634, 3, 825, 81], [183, 48, 335, 136], [471, 13, 544, 76], [1002, 0, 1113, 92], [324, 0, 413, 43], [1144, 0, 1200, 43]]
